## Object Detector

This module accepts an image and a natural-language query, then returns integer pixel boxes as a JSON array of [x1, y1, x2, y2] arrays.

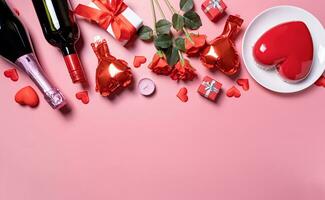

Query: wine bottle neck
[[61, 44, 77, 56], [61, 44, 87, 84]]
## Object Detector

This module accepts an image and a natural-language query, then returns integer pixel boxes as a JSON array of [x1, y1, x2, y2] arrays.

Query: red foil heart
[[200, 15, 244, 76], [91, 38, 133, 97], [253, 21, 313, 82]]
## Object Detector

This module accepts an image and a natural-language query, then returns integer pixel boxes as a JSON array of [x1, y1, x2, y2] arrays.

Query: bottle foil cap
[[64, 54, 87, 84], [44, 89, 66, 109]]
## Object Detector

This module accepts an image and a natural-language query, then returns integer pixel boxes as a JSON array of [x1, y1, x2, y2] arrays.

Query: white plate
[[242, 6, 325, 93]]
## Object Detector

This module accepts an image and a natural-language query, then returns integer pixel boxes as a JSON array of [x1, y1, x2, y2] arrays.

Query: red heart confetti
[[236, 78, 249, 91], [13, 8, 20, 16], [226, 86, 241, 98], [133, 56, 147, 68], [15, 86, 39, 108], [4, 68, 19, 82], [177, 87, 188, 102], [76, 91, 90, 104], [315, 75, 325, 87]]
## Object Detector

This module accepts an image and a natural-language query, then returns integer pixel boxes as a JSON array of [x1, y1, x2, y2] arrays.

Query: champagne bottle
[[0, 0, 66, 109], [32, 0, 87, 84]]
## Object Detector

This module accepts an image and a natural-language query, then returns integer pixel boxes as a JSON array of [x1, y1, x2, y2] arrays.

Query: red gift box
[[201, 0, 227, 22], [198, 76, 222, 101]]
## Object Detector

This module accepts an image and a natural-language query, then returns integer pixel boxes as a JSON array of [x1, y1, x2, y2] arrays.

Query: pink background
[[1, 0, 325, 199]]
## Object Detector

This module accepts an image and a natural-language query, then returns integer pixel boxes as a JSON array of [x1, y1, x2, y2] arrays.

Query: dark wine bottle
[[0, 0, 66, 109], [32, 0, 86, 84]]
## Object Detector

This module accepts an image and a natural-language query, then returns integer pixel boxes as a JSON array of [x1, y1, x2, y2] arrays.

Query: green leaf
[[172, 14, 184, 31], [155, 19, 172, 35], [180, 0, 193, 12], [174, 37, 185, 52], [154, 34, 173, 49], [165, 47, 180, 66], [183, 11, 202, 30], [137, 25, 154, 41]]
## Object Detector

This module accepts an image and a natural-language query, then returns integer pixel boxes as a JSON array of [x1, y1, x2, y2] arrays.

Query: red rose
[[148, 52, 173, 75], [185, 33, 207, 57], [170, 59, 197, 81]]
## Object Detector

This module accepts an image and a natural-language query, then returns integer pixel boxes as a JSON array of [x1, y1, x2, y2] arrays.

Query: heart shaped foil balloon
[[91, 38, 133, 97], [253, 21, 314, 82], [200, 15, 244, 76]]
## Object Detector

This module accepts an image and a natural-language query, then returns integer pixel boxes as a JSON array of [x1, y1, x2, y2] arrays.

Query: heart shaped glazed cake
[[253, 21, 314, 82]]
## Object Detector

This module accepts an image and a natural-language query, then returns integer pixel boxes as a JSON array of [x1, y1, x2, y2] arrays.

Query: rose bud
[[185, 33, 207, 57], [170, 58, 197, 81], [148, 52, 173, 75]]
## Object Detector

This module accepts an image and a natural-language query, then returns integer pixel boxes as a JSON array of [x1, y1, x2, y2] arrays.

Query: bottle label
[[43, 0, 61, 30]]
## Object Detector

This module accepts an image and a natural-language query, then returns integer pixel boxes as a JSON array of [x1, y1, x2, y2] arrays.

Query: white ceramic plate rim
[[242, 5, 325, 93]]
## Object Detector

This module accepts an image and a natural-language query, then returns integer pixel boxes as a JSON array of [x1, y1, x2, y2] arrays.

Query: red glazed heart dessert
[[253, 21, 314, 82]]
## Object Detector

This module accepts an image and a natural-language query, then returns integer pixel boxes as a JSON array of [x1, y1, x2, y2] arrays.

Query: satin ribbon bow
[[203, 80, 219, 97], [204, 0, 224, 13], [75, 0, 136, 41]]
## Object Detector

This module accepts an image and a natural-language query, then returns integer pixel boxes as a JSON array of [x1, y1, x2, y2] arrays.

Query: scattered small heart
[[13, 8, 20, 16], [4, 68, 19, 82], [15, 86, 39, 108], [236, 78, 249, 91], [315, 75, 325, 87], [133, 56, 147, 68], [226, 86, 241, 98], [177, 87, 188, 102], [76, 91, 89, 104]]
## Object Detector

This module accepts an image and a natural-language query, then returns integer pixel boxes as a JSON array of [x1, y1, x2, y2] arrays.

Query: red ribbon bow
[[75, 0, 136, 41]]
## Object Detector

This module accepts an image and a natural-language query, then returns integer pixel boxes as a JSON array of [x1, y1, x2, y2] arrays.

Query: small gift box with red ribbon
[[198, 76, 222, 101], [201, 0, 227, 22], [75, 0, 143, 45]]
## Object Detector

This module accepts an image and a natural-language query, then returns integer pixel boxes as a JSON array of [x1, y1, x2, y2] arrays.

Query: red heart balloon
[[177, 87, 188, 102], [4, 68, 19, 82], [200, 15, 244, 76], [15, 86, 39, 108], [253, 21, 313, 82], [226, 86, 241, 98]]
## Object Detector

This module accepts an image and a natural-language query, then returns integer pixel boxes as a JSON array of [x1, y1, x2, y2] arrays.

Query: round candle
[[138, 78, 156, 96]]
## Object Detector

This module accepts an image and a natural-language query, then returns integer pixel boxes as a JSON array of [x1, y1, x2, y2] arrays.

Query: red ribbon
[[74, 0, 136, 41]]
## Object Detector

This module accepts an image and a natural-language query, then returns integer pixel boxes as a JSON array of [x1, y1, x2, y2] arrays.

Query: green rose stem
[[162, 0, 194, 44], [151, 0, 164, 57], [153, 0, 166, 19], [178, 49, 185, 66], [162, 0, 177, 13], [150, 0, 157, 35]]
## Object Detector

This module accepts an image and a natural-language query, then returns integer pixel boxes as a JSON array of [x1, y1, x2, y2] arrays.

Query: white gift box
[[88, 1, 143, 46]]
